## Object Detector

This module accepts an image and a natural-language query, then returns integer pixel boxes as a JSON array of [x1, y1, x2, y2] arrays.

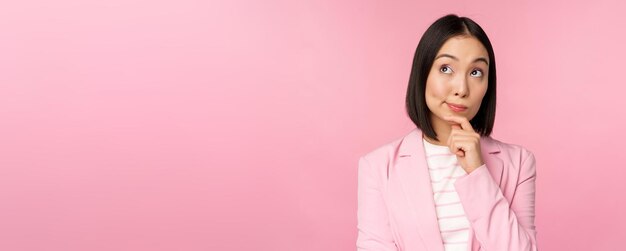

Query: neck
[[423, 114, 454, 146]]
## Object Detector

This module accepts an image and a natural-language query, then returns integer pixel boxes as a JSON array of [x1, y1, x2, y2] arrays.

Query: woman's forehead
[[436, 36, 489, 64]]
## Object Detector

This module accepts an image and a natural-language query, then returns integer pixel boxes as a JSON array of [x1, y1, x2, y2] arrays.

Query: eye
[[470, 69, 483, 77], [439, 65, 453, 74]]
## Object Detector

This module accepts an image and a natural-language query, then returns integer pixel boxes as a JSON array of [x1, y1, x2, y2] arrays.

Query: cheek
[[469, 83, 488, 113], [474, 83, 488, 102], [425, 77, 449, 102]]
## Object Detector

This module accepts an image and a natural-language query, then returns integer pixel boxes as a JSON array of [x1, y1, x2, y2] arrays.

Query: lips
[[446, 102, 467, 112]]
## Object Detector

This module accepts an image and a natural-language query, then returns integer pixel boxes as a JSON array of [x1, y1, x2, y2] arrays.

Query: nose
[[453, 75, 469, 98]]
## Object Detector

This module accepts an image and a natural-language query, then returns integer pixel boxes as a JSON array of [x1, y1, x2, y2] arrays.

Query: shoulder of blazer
[[486, 136, 536, 173], [360, 133, 405, 171]]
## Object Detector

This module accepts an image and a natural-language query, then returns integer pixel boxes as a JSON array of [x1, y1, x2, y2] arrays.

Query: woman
[[357, 14, 537, 251]]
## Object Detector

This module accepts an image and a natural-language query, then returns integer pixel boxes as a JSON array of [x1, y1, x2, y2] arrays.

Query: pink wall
[[1, 0, 624, 250]]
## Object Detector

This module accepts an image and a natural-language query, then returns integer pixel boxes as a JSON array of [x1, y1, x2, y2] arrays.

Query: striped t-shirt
[[422, 138, 470, 251]]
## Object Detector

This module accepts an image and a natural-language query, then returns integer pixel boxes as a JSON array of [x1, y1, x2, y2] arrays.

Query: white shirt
[[422, 138, 470, 251]]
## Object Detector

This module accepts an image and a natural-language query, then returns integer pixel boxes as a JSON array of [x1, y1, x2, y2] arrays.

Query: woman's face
[[425, 35, 490, 128]]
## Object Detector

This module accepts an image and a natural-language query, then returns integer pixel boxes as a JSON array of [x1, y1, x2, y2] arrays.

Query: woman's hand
[[443, 115, 484, 174]]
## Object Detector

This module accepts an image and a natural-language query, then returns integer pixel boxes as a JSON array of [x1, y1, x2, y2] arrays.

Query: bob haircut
[[406, 14, 497, 141]]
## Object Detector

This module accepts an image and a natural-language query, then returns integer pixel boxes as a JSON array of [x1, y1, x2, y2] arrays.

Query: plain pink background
[[1, 0, 625, 250]]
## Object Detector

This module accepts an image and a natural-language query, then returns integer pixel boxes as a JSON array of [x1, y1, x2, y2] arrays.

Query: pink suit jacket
[[357, 128, 537, 251]]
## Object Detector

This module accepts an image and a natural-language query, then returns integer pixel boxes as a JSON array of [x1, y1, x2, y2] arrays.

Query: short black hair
[[405, 14, 497, 141]]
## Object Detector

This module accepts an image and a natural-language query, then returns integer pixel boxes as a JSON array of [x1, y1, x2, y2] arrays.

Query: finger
[[450, 136, 479, 152], [443, 115, 474, 132], [450, 140, 465, 157], [448, 135, 462, 155], [444, 115, 472, 131], [447, 126, 477, 146], [449, 133, 480, 143], [447, 126, 461, 147], [450, 140, 477, 157]]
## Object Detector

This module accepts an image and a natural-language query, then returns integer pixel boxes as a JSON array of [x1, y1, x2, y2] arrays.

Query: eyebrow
[[435, 53, 489, 66]]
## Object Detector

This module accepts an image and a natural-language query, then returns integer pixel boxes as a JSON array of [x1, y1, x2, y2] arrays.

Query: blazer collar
[[393, 128, 503, 251]]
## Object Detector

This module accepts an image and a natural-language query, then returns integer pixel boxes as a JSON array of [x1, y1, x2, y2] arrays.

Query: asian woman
[[357, 14, 538, 251]]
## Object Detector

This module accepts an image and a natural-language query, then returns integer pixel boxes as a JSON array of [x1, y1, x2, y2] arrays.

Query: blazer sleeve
[[454, 149, 538, 251], [357, 156, 398, 251]]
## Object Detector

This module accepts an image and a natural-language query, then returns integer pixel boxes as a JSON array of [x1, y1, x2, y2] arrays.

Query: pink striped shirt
[[423, 138, 470, 251]]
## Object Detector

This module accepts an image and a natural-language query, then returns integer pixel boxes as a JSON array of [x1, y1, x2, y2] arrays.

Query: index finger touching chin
[[443, 115, 474, 131]]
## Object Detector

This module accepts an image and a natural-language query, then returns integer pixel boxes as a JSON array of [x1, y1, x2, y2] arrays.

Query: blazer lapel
[[393, 128, 503, 251], [479, 134, 504, 186], [395, 129, 444, 251]]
